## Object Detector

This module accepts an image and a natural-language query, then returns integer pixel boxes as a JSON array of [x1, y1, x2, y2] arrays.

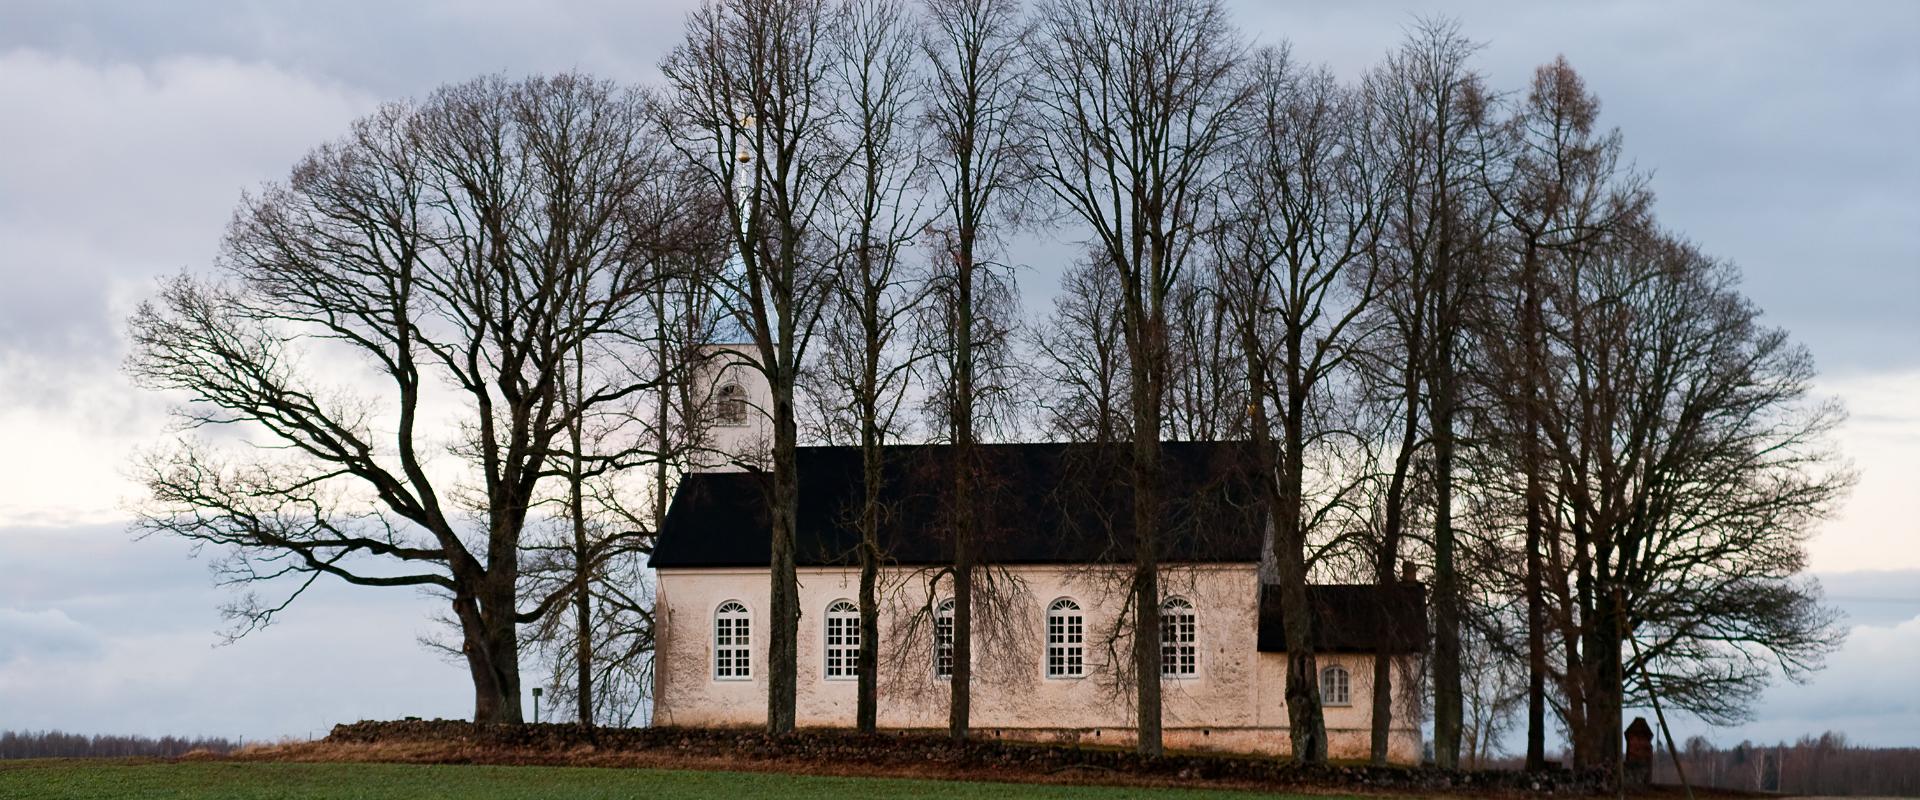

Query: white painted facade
[[656, 344, 1425, 762], [651, 562, 1425, 761]]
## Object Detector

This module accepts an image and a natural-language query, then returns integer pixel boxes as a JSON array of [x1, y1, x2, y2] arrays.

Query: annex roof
[[1257, 583, 1429, 654]]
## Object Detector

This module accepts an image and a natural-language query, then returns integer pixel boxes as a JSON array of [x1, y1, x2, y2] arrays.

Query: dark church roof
[[1258, 583, 1428, 654], [651, 441, 1266, 569], [652, 441, 1427, 654]]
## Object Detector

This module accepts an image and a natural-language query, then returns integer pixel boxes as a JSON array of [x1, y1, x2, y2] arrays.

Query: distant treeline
[[1652, 733, 1920, 797], [0, 730, 240, 759]]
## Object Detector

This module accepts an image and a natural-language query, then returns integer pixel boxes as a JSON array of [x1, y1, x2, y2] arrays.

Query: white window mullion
[[1046, 598, 1084, 678], [715, 601, 751, 680], [934, 598, 955, 679], [824, 600, 859, 680], [1160, 597, 1197, 678]]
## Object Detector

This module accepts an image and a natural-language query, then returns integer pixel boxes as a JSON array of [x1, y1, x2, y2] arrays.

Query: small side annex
[[650, 441, 1427, 762]]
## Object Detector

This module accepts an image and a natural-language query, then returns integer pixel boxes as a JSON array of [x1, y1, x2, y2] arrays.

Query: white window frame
[[1045, 597, 1085, 679], [823, 599, 859, 680], [714, 382, 749, 427], [714, 600, 752, 681], [1321, 664, 1351, 706], [1160, 596, 1197, 679], [933, 598, 955, 680]]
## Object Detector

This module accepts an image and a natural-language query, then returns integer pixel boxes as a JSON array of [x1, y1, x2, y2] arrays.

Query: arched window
[[715, 382, 749, 426], [1160, 597, 1197, 678], [714, 600, 751, 680], [823, 599, 859, 679], [933, 598, 956, 679], [1045, 598, 1084, 678], [1320, 665, 1351, 706]]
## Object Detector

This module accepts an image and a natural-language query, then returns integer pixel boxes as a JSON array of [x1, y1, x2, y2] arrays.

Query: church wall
[[653, 562, 1423, 762]]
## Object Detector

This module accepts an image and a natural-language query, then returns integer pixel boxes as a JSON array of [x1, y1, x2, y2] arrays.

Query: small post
[[1623, 717, 1653, 789], [532, 686, 544, 724]]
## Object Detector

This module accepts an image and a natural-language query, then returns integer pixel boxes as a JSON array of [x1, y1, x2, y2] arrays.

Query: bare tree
[[127, 75, 685, 724], [804, 0, 927, 733], [525, 214, 728, 729], [1459, 625, 1526, 770], [1362, 19, 1496, 767], [1162, 273, 1244, 442], [1468, 55, 1649, 770], [1028, 0, 1249, 755], [918, 0, 1033, 741], [660, 0, 848, 734], [521, 465, 659, 728], [1030, 253, 1130, 443], [1533, 225, 1847, 769], [1348, 347, 1429, 767], [1211, 48, 1386, 762]]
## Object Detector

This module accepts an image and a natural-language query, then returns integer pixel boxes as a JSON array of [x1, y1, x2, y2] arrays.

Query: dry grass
[[234, 739, 1379, 797], [231, 739, 1773, 800]]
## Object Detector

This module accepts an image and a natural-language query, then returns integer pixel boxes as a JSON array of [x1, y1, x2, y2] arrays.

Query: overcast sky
[[1, 0, 1915, 750]]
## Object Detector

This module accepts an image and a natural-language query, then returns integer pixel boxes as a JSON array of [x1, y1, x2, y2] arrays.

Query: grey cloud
[[1819, 569, 1920, 629], [0, 49, 374, 408], [0, 607, 105, 663], [1639, 570, 1920, 749], [2, 1, 1914, 376], [1661, 615, 1920, 748], [0, 523, 474, 739], [0, 0, 700, 97], [1231, 1, 1920, 372]]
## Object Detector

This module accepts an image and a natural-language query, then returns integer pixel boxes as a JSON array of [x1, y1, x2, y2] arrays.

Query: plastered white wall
[[691, 343, 772, 472], [654, 562, 1423, 762]]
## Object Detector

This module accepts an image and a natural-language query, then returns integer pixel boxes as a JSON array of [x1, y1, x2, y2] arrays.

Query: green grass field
[[0, 760, 1335, 799]]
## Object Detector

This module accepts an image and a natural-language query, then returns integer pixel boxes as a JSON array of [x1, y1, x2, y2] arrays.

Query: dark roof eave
[[1256, 583, 1429, 656], [653, 557, 1262, 570]]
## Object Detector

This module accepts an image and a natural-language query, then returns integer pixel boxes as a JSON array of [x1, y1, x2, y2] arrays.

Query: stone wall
[[325, 720, 1613, 795]]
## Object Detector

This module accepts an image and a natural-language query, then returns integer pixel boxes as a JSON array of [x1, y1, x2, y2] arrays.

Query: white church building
[[647, 349, 1428, 761]]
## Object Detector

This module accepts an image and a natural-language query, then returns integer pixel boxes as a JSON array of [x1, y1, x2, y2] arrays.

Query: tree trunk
[[856, 386, 882, 732], [948, 233, 977, 742], [1133, 528, 1163, 756], [857, 431, 881, 732], [1277, 352, 1327, 762], [1589, 586, 1625, 774], [1570, 522, 1598, 767], [1278, 533, 1325, 762], [1524, 467, 1547, 770], [1429, 331, 1462, 769], [460, 584, 524, 724], [768, 374, 800, 734], [569, 358, 594, 730], [948, 398, 974, 740], [1370, 363, 1420, 764], [571, 472, 594, 728], [574, 567, 594, 728], [949, 537, 973, 739], [1521, 241, 1547, 771], [1132, 367, 1164, 757]]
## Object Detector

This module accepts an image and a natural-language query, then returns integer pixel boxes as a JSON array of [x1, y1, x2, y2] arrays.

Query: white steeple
[[691, 343, 771, 472]]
